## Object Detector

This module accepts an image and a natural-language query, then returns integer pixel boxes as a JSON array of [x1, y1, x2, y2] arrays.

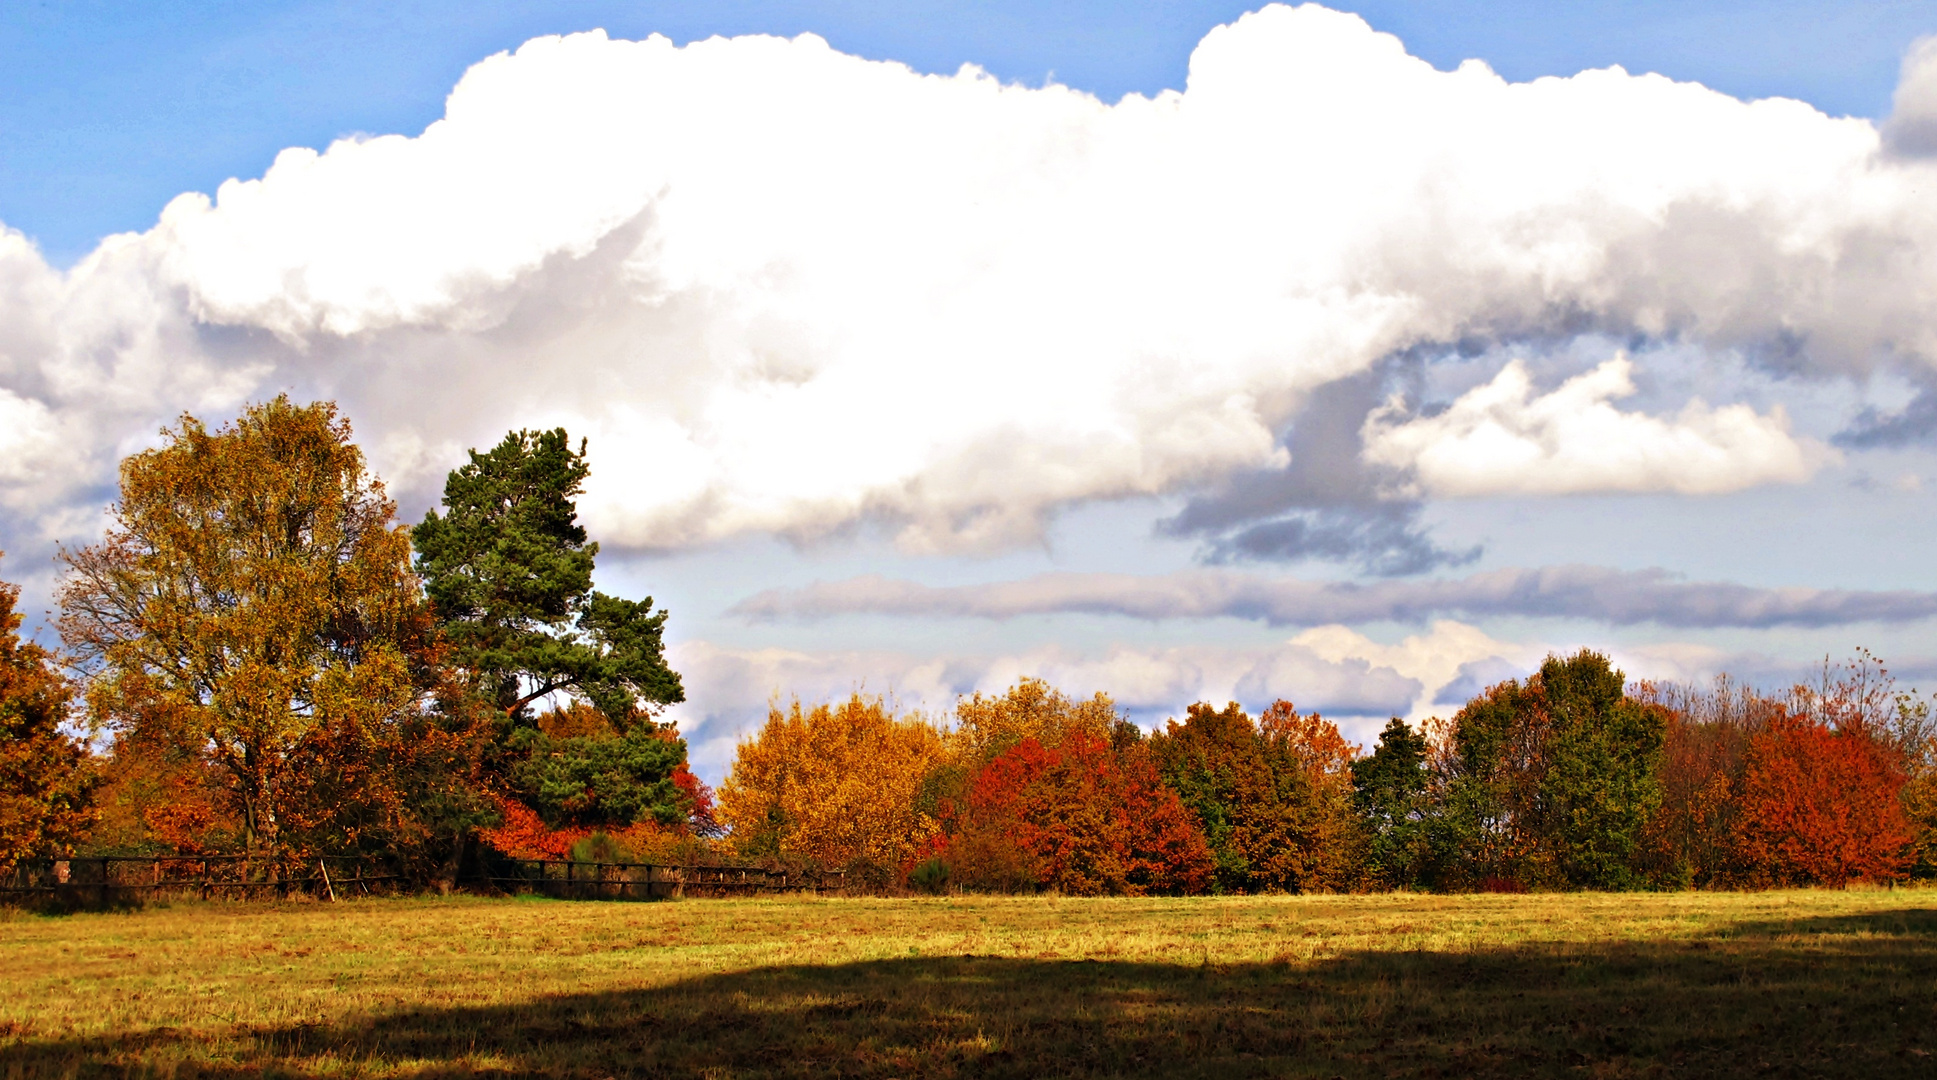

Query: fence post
[[99, 857, 110, 907]]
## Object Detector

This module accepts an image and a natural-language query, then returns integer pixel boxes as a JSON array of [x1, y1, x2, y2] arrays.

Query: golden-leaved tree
[[718, 694, 947, 877], [0, 555, 97, 870], [59, 398, 460, 862], [951, 677, 1121, 763]]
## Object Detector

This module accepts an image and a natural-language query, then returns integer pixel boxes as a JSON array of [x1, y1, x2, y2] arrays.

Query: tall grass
[[2, 888, 1932, 1077]]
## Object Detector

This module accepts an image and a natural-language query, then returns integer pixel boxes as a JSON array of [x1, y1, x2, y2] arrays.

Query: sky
[[5, 0, 1937, 780]]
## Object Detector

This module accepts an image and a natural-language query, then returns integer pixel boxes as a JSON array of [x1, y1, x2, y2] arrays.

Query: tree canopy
[[58, 398, 449, 859], [0, 555, 96, 869], [412, 428, 683, 724]]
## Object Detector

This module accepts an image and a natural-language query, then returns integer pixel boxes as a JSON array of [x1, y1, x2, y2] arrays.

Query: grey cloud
[[1431, 656, 1526, 706], [1836, 384, 1937, 448], [1884, 36, 1937, 158], [1159, 366, 1480, 576], [730, 565, 1937, 630], [1232, 649, 1421, 718]]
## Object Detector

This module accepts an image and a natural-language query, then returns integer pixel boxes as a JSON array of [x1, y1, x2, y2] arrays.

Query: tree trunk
[[435, 828, 468, 895]]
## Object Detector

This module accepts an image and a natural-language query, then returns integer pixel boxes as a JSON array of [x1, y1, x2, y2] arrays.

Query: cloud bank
[[4, 3, 1937, 565], [730, 565, 1937, 630]]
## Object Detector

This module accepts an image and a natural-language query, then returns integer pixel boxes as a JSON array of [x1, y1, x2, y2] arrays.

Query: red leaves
[[947, 732, 1211, 896], [1732, 712, 1912, 886], [672, 763, 721, 837]]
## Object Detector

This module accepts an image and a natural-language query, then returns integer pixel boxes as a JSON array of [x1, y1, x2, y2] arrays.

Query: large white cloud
[[4, 3, 1937, 561], [1361, 354, 1834, 497]]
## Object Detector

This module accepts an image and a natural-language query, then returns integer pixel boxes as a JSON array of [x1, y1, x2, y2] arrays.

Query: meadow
[[2, 889, 1933, 1079]]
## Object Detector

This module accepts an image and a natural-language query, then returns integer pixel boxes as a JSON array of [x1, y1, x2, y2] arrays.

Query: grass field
[[2, 889, 1934, 1078]]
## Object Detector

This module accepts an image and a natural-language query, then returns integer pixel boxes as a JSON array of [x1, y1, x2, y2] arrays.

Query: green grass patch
[[2, 889, 1934, 1077]]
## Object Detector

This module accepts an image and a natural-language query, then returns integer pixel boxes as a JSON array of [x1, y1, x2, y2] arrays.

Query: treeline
[[2, 398, 708, 882], [712, 653, 1937, 894], [2, 397, 1933, 895]]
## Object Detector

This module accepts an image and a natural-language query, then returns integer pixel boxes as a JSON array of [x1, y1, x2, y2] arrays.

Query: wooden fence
[[0, 855, 405, 905], [470, 858, 843, 900], [0, 855, 843, 905]]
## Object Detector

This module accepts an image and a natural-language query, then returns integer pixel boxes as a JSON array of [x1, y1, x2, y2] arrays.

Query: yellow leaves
[[57, 397, 441, 854], [952, 677, 1116, 763], [718, 695, 947, 871]]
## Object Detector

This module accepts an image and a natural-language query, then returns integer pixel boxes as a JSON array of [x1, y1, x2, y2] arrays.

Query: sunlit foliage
[[0, 557, 95, 869], [718, 695, 948, 877], [1147, 700, 1359, 893], [58, 398, 458, 861], [1429, 650, 1665, 890]]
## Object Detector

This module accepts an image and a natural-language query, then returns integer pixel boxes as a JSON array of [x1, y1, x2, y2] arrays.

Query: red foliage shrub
[[947, 732, 1212, 895], [1732, 712, 1912, 886], [672, 763, 721, 837]]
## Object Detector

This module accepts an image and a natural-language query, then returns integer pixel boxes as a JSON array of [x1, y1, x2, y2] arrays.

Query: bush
[[908, 857, 952, 895]]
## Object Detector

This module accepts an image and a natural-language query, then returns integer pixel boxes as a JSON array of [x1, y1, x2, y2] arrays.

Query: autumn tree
[[1788, 649, 1937, 878], [0, 556, 96, 869], [1146, 702, 1264, 890], [1724, 651, 1920, 888], [718, 694, 948, 879], [951, 677, 1122, 763], [950, 731, 1213, 896], [1628, 677, 1775, 887], [59, 398, 458, 862], [1431, 651, 1664, 889], [1730, 711, 1912, 885], [1633, 654, 1932, 887], [1146, 700, 1360, 893], [1257, 700, 1363, 891]]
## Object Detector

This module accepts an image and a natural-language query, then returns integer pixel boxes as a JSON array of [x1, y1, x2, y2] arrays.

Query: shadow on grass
[[6, 908, 1935, 1079]]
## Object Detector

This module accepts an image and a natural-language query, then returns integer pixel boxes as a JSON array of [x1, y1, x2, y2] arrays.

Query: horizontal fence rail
[[470, 859, 845, 900], [0, 855, 406, 905], [0, 855, 844, 905]]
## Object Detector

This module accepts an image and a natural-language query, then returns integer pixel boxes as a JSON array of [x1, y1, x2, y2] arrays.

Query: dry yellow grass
[[2, 888, 1933, 1077]]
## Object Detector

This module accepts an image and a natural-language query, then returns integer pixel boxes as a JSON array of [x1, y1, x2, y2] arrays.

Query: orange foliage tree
[[1631, 677, 1776, 888], [0, 556, 96, 869], [1637, 654, 1929, 887], [717, 694, 948, 878], [951, 677, 1119, 761], [948, 731, 1212, 896], [1730, 711, 1912, 886]]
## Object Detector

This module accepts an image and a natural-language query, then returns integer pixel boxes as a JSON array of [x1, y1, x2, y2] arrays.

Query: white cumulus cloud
[[2, 3, 1935, 566], [1360, 354, 1835, 497]]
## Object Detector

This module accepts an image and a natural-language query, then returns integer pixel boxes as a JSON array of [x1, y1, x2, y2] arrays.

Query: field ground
[[1, 889, 1934, 1078]]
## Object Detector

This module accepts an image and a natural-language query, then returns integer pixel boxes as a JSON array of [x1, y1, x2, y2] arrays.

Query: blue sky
[[5, 2, 1937, 779]]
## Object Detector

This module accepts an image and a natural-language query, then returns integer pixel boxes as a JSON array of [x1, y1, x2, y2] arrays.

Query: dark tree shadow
[[6, 909, 1935, 1078]]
